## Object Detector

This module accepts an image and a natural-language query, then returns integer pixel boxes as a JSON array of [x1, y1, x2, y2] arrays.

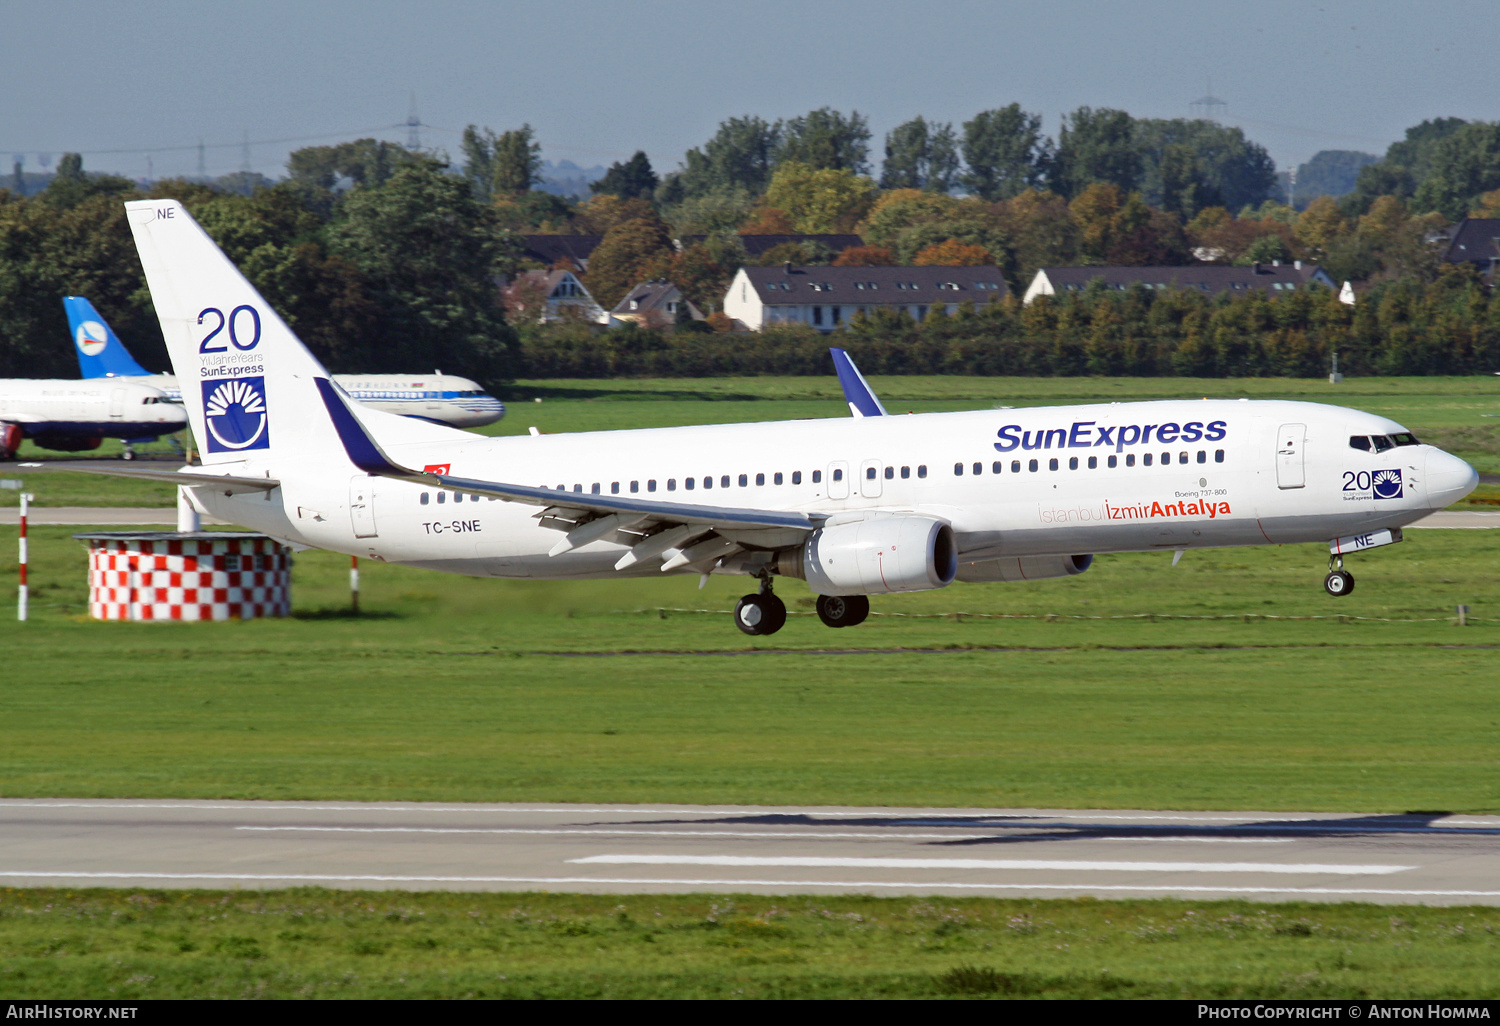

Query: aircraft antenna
[[1190, 77, 1227, 122], [405, 92, 423, 150]]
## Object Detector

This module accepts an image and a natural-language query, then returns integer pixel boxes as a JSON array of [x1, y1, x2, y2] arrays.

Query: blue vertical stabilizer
[[830, 348, 888, 418], [64, 296, 153, 378]]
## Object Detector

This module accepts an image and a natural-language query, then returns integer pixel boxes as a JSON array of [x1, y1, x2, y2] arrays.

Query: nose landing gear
[[734, 575, 787, 636], [1324, 554, 1355, 597]]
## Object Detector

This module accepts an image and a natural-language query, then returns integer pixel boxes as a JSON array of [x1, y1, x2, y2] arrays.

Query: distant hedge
[[519, 270, 1500, 379]]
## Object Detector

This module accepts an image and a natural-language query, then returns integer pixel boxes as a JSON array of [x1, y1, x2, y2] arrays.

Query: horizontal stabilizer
[[18, 462, 279, 493]]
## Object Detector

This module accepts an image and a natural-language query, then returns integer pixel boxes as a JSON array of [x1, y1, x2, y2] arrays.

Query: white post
[[176, 486, 200, 533], [350, 556, 360, 615], [17, 492, 31, 621]]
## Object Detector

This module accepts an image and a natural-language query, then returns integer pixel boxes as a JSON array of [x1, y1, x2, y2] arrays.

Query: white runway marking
[[235, 826, 999, 841], [0, 870, 1482, 898], [570, 855, 1411, 875]]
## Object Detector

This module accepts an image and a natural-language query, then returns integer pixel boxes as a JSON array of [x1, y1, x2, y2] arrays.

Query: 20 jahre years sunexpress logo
[[202, 376, 271, 453]]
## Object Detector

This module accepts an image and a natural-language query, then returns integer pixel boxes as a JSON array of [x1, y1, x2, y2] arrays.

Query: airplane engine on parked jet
[[31, 433, 102, 452], [956, 553, 1094, 583], [775, 514, 957, 596]]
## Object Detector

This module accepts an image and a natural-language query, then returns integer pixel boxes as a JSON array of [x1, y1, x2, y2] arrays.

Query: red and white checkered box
[[86, 536, 291, 621]]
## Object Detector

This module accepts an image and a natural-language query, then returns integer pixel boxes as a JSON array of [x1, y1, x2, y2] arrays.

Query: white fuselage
[[0, 379, 185, 452], [188, 398, 1473, 580], [107, 372, 505, 429]]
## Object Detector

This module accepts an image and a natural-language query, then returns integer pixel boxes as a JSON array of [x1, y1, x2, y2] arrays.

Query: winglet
[[830, 348, 887, 417], [315, 377, 417, 477]]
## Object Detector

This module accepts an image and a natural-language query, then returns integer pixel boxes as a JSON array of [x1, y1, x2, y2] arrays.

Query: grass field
[[5, 377, 1500, 999], [4, 889, 1500, 999], [6, 374, 1499, 505], [4, 519, 1498, 812]]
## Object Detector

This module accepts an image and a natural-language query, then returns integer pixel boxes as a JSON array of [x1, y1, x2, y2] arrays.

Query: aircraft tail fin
[[64, 296, 152, 378]]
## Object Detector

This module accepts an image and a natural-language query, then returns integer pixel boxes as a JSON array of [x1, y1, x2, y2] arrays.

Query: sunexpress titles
[[994, 419, 1229, 454]]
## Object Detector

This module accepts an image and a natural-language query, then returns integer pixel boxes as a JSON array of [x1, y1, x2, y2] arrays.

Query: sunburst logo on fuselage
[[1372, 469, 1403, 499], [202, 376, 270, 452]]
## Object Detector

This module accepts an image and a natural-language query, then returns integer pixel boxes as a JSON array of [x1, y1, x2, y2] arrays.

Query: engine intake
[[776, 514, 957, 596]]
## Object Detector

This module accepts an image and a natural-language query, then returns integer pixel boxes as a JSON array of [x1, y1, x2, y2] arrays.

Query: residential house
[[1436, 219, 1500, 281], [1022, 262, 1336, 304], [611, 280, 703, 326], [504, 269, 609, 325], [724, 265, 1009, 332]]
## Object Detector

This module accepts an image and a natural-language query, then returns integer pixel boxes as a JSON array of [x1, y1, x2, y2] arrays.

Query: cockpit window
[[1391, 432, 1420, 446], [1370, 434, 1395, 453], [1349, 435, 1371, 451]]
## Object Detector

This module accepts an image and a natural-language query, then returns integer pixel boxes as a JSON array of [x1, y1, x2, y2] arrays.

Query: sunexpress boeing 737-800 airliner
[[48, 199, 1479, 635]]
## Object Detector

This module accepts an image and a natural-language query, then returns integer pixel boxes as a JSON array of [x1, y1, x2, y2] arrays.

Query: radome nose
[[1426, 448, 1479, 509]]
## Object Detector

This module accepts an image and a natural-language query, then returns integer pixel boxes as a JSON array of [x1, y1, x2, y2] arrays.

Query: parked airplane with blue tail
[[65, 296, 506, 429]]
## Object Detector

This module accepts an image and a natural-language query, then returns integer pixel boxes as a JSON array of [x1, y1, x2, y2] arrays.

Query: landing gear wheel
[[1324, 570, 1355, 597], [816, 594, 870, 628], [121, 449, 135, 461], [734, 592, 787, 636]]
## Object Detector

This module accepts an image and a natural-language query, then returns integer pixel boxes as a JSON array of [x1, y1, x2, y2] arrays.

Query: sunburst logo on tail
[[202, 376, 271, 452]]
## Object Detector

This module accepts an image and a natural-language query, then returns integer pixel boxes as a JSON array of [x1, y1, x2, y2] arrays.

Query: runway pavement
[[4, 799, 1500, 905]]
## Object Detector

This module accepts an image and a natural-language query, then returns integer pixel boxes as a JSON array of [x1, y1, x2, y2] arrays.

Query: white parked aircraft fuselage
[[0, 378, 185, 454]]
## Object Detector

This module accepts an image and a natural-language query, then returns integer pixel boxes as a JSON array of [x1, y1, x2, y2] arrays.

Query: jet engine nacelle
[[31, 433, 102, 453], [0, 423, 21, 459], [956, 553, 1094, 583], [777, 514, 957, 596]]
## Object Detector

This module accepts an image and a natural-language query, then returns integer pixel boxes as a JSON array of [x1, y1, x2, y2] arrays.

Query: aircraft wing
[[830, 348, 887, 417], [17, 462, 280, 494], [317, 377, 816, 570]]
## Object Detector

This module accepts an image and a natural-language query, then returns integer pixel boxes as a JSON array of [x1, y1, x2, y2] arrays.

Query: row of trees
[[0, 153, 519, 384], [521, 266, 1500, 380]]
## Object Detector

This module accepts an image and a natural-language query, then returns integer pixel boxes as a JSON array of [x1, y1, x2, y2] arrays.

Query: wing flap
[[17, 462, 280, 493]]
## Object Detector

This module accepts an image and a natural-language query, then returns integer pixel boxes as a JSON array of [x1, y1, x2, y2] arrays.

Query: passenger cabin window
[[611, 482, 620, 494], [667, 479, 676, 491], [1179, 452, 1188, 464], [1028, 459, 1038, 472], [1011, 460, 1020, 473], [739, 474, 748, 487], [1087, 456, 1097, 469], [648, 480, 657, 492], [721, 475, 731, 488], [832, 468, 843, 482], [1069, 457, 1079, 470], [992, 461, 1003, 474], [1049, 458, 1059, 471], [437, 492, 446, 504], [901, 466, 910, 479], [1126, 454, 1135, 467], [812, 470, 822, 483], [775, 472, 784, 485], [1143, 453, 1153, 466], [1214, 450, 1225, 463], [867, 467, 877, 480], [792, 471, 802, 484], [630, 481, 639, 493], [1197, 451, 1206, 464], [1108, 455, 1117, 468], [954, 463, 964, 476], [420, 492, 430, 505], [703, 476, 712, 489], [883, 466, 893, 480], [756, 473, 765, 486], [917, 465, 927, 478], [684, 478, 694, 490]]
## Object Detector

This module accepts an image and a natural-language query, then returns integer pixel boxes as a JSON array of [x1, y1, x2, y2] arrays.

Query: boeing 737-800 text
[[46, 199, 1478, 635]]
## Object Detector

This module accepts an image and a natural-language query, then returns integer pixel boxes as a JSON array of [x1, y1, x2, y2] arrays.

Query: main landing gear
[[734, 576, 787, 636], [815, 594, 870, 628], [732, 577, 874, 635], [1324, 554, 1355, 597]]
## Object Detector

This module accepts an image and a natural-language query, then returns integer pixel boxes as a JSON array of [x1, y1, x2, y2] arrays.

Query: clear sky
[[3, 0, 1494, 184]]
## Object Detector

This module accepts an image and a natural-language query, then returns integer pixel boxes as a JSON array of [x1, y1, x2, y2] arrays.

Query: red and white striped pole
[[17, 491, 32, 621]]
